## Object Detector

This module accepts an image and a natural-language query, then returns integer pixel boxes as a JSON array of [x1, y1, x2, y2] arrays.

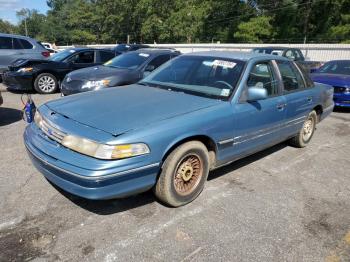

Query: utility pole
[[24, 17, 28, 37], [127, 35, 130, 44]]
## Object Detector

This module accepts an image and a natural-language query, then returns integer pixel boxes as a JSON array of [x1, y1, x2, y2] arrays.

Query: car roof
[[66, 47, 114, 52], [253, 46, 298, 50], [0, 33, 37, 41], [183, 51, 288, 61], [133, 48, 180, 55]]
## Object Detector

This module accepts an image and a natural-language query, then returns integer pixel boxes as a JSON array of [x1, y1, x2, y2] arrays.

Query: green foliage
[[4, 0, 350, 44], [234, 16, 274, 43]]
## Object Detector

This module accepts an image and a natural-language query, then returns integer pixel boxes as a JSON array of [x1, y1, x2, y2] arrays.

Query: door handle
[[307, 97, 312, 102], [276, 103, 286, 110]]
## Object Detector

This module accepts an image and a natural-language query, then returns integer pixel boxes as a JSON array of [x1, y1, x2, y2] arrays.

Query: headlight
[[61, 134, 150, 160], [34, 111, 43, 127], [17, 67, 33, 73], [81, 80, 110, 90]]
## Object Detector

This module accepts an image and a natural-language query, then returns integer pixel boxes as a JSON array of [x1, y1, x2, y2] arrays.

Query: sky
[[0, 0, 49, 24]]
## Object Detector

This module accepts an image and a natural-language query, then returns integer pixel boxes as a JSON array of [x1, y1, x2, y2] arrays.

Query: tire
[[154, 141, 210, 207], [289, 110, 317, 148], [34, 73, 58, 94]]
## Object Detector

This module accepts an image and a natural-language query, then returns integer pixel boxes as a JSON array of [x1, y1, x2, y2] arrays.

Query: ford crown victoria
[[24, 51, 334, 207]]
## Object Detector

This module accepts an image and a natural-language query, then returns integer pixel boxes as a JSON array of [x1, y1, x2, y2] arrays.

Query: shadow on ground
[[334, 107, 350, 113], [54, 142, 288, 214], [0, 107, 23, 126]]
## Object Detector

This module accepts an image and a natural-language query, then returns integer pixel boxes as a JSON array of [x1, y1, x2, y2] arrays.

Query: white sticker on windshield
[[69, 50, 76, 53], [139, 53, 150, 57], [213, 60, 236, 68], [221, 89, 230, 97]]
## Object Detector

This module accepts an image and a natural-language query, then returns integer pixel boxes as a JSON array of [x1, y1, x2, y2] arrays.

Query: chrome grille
[[40, 118, 66, 143]]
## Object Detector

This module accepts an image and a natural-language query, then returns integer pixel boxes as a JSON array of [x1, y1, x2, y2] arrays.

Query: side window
[[18, 39, 33, 49], [285, 49, 296, 60], [277, 61, 305, 92], [71, 51, 95, 64], [0, 36, 13, 49], [99, 51, 115, 62], [293, 50, 303, 61], [247, 62, 278, 97], [146, 54, 171, 71]]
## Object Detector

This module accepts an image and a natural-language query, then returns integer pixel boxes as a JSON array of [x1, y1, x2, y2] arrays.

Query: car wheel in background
[[34, 73, 58, 94], [154, 141, 209, 207], [289, 110, 317, 148]]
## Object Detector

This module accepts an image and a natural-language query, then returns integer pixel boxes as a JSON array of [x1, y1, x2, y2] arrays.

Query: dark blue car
[[311, 60, 350, 108], [24, 51, 334, 207]]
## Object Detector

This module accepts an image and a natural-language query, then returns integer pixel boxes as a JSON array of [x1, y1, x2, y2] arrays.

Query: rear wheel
[[34, 73, 58, 94], [289, 110, 317, 148], [154, 141, 209, 207]]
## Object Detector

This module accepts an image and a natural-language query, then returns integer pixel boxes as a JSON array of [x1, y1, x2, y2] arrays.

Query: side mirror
[[310, 68, 317, 73], [145, 64, 155, 72], [247, 87, 268, 102]]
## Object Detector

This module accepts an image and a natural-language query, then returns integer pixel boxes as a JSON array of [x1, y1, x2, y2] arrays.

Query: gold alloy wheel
[[174, 154, 203, 196]]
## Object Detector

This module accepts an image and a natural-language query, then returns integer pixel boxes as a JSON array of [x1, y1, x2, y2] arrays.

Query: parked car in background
[[60, 48, 180, 96], [41, 42, 58, 55], [252, 47, 322, 72], [0, 33, 50, 80], [112, 43, 150, 55], [2, 48, 116, 94], [311, 60, 350, 108], [25, 51, 333, 207]]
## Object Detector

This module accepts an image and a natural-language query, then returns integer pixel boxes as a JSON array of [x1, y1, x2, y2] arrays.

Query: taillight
[[42, 51, 50, 57]]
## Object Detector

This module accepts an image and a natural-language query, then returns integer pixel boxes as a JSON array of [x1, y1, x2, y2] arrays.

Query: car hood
[[311, 73, 350, 87], [9, 58, 58, 70], [45, 84, 221, 136], [68, 65, 131, 81]]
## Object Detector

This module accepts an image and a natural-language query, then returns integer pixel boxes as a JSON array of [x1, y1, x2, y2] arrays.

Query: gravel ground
[[0, 84, 350, 262]]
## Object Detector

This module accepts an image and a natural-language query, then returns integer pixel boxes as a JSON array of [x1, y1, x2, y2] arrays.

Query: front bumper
[[334, 92, 350, 107], [2, 71, 34, 90], [24, 124, 160, 200]]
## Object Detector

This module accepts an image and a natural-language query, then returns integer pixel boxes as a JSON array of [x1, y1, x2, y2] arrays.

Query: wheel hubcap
[[302, 118, 314, 141], [38, 76, 55, 92], [174, 154, 203, 196]]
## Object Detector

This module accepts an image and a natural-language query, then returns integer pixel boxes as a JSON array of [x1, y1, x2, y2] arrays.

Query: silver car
[[0, 33, 49, 78]]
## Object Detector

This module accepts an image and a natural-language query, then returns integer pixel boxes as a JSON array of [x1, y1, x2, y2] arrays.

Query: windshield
[[253, 48, 283, 55], [318, 61, 350, 75], [141, 55, 246, 99], [104, 52, 150, 69], [49, 49, 76, 62]]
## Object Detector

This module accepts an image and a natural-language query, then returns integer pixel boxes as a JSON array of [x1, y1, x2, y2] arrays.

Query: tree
[[234, 16, 274, 43]]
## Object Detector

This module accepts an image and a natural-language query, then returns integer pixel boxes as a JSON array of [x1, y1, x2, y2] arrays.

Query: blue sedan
[[311, 60, 350, 108], [24, 51, 334, 207]]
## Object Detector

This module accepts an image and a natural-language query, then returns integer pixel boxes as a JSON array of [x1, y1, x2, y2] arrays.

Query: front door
[[225, 61, 287, 162]]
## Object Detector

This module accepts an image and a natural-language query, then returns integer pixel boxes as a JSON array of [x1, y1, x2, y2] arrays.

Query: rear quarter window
[[295, 62, 314, 88]]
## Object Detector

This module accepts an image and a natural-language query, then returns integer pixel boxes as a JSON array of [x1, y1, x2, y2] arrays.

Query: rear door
[[230, 60, 287, 159], [276, 60, 314, 137]]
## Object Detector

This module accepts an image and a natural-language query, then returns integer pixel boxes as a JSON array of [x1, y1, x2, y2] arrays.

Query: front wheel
[[154, 141, 210, 207], [34, 73, 58, 94], [289, 110, 317, 148]]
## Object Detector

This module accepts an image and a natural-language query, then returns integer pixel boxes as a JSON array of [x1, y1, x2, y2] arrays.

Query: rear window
[[0, 36, 13, 49], [18, 39, 33, 49]]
